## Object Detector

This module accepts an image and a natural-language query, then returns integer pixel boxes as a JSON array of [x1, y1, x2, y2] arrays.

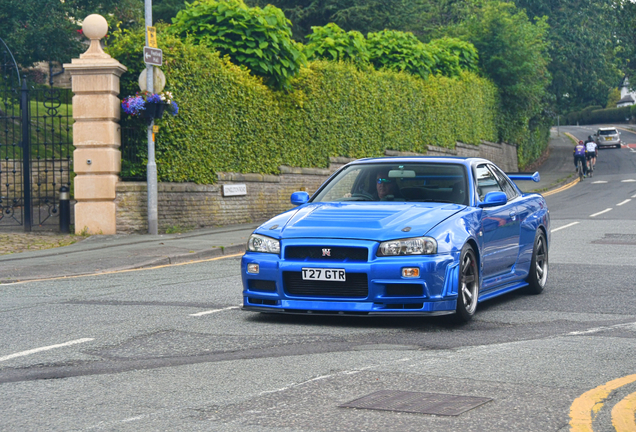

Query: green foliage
[[153, 0, 189, 24], [304, 23, 369, 65], [606, 88, 621, 108], [515, 0, 624, 113], [0, 0, 142, 66], [106, 31, 499, 183], [170, 0, 305, 90], [366, 30, 434, 79], [246, 0, 429, 42], [424, 37, 478, 78], [567, 106, 631, 125]]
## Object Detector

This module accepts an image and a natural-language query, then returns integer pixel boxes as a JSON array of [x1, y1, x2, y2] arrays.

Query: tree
[[153, 0, 189, 24], [304, 23, 369, 65], [366, 29, 434, 79], [170, 0, 305, 90], [0, 0, 142, 67], [455, 2, 551, 121], [514, 0, 623, 113]]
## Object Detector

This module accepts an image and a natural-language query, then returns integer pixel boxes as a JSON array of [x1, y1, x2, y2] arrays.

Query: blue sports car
[[241, 157, 549, 321]]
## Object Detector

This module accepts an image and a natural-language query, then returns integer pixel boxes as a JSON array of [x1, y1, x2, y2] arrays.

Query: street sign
[[143, 47, 162, 66], [146, 26, 157, 48]]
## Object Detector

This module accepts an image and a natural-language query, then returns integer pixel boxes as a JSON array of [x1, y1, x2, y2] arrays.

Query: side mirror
[[478, 191, 508, 208], [290, 191, 309, 206]]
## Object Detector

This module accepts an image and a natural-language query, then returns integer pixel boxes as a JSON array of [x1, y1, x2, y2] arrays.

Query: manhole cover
[[592, 234, 636, 245], [339, 390, 492, 416]]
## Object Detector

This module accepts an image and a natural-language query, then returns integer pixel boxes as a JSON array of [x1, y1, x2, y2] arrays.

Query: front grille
[[283, 271, 368, 297], [285, 246, 368, 262]]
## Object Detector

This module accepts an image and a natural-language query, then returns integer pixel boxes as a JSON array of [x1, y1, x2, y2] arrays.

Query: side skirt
[[477, 281, 528, 303]]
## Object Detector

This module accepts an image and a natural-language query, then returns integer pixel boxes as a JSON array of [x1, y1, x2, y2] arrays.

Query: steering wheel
[[351, 190, 374, 201]]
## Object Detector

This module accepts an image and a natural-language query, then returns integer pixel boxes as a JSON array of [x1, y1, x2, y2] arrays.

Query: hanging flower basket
[[121, 91, 178, 119]]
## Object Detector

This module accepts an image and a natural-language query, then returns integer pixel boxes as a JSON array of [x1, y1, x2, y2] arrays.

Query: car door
[[489, 164, 523, 268], [475, 164, 521, 281]]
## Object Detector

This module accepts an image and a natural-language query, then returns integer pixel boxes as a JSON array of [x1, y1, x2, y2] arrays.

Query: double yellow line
[[570, 374, 636, 431], [543, 177, 580, 197]]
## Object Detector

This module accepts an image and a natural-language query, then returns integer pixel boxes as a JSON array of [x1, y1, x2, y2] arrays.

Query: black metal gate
[[0, 42, 73, 232]]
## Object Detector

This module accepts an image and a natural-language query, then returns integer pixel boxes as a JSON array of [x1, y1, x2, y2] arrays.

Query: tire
[[526, 230, 548, 295], [455, 244, 479, 322]]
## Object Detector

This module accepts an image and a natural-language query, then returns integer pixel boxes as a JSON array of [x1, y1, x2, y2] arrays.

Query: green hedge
[[107, 30, 499, 183]]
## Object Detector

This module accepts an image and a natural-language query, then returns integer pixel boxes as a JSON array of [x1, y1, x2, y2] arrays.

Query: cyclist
[[574, 140, 587, 177], [585, 135, 598, 173]]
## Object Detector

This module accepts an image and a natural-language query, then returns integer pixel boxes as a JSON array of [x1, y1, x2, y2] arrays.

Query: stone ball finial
[[82, 14, 108, 40]]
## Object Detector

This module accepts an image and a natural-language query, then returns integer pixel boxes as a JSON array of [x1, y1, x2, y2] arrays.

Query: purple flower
[[146, 93, 162, 103], [121, 95, 146, 116]]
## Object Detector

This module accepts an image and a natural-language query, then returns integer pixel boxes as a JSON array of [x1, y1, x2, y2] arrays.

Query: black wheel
[[526, 230, 548, 294], [455, 244, 479, 322]]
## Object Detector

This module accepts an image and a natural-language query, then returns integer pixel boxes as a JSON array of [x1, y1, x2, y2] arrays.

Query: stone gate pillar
[[63, 14, 127, 234]]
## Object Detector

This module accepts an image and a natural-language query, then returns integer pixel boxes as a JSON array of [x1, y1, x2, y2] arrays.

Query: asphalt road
[[1, 126, 636, 431]]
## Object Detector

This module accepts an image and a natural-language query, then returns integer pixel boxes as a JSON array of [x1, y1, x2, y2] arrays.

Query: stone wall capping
[[329, 156, 356, 164], [384, 149, 426, 157], [426, 145, 458, 156]]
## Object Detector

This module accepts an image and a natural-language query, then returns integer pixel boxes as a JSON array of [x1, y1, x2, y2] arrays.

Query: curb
[[0, 244, 246, 285]]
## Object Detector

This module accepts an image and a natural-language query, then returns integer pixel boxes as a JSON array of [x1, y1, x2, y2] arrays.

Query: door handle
[[510, 211, 517, 221]]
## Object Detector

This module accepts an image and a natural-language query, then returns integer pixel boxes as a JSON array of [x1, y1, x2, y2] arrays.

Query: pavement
[[0, 128, 576, 284]]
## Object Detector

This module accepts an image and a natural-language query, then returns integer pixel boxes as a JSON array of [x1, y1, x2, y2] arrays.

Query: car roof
[[598, 127, 618, 130], [347, 156, 486, 166]]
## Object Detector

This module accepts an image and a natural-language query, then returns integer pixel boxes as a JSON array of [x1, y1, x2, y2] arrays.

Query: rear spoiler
[[506, 172, 540, 182]]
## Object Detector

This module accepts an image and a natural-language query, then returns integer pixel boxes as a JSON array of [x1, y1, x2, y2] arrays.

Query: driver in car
[[375, 170, 402, 200]]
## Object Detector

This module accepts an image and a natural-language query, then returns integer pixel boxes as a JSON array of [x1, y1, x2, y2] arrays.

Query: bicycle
[[577, 159, 585, 181]]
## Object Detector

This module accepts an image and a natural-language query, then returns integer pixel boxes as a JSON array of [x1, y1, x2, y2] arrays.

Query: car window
[[599, 129, 618, 136], [488, 165, 518, 200], [312, 162, 468, 204], [474, 164, 503, 201]]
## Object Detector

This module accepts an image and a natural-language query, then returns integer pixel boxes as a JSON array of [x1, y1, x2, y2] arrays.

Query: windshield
[[599, 129, 618, 136], [312, 162, 468, 205]]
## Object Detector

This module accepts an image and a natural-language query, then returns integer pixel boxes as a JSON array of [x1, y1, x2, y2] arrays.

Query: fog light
[[247, 263, 259, 274], [402, 267, 420, 278]]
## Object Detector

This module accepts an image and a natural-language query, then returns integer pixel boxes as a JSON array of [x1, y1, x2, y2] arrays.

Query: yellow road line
[[543, 178, 580, 196], [1, 252, 245, 286], [612, 391, 636, 432], [570, 374, 636, 431]]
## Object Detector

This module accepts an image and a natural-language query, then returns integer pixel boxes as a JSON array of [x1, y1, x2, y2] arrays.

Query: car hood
[[256, 202, 466, 241]]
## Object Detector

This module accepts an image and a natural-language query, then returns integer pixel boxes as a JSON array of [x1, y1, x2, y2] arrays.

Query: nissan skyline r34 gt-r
[[241, 157, 550, 322]]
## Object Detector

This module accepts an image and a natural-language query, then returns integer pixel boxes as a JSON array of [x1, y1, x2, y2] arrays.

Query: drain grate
[[592, 233, 636, 245], [339, 390, 492, 416]]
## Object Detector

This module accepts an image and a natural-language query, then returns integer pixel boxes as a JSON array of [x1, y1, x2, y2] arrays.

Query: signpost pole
[[144, 0, 158, 235]]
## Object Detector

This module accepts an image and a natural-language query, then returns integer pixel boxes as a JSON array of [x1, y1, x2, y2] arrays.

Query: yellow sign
[[153, 125, 160, 133], [147, 26, 157, 48]]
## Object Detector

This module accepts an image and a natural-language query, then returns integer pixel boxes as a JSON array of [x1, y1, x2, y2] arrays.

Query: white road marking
[[591, 181, 608, 184], [621, 179, 636, 182], [258, 357, 412, 396], [617, 199, 632, 206], [551, 222, 580, 233], [590, 208, 613, 217], [632, 194, 636, 198], [567, 322, 636, 336], [0, 338, 94, 362], [189, 306, 241, 317]]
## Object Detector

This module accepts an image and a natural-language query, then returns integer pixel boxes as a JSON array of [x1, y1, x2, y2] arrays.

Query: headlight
[[377, 237, 437, 256], [247, 234, 280, 254]]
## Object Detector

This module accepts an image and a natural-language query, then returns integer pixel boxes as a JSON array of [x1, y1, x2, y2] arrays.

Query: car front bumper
[[241, 239, 460, 316]]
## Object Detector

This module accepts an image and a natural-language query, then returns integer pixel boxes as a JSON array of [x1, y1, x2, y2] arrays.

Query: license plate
[[302, 268, 346, 281], [606, 137, 613, 140]]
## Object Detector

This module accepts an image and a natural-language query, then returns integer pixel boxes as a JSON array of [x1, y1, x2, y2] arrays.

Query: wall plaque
[[222, 184, 247, 197]]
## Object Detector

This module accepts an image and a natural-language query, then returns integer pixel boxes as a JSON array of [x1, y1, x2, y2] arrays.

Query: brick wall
[[115, 142, 518, 233]]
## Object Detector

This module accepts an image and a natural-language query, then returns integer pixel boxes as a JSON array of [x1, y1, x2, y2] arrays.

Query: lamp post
[[145, 0, 158, 235]]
